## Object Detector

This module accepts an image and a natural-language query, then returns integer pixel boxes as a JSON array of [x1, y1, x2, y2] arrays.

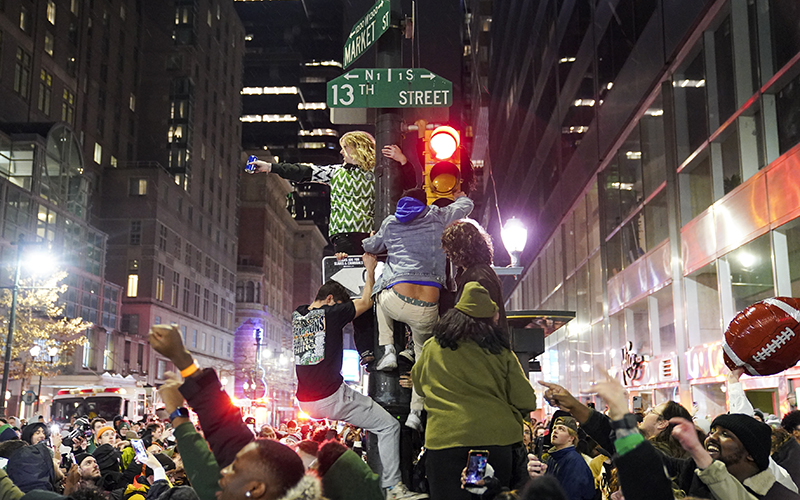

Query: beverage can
[[245, 155, 258, 173]]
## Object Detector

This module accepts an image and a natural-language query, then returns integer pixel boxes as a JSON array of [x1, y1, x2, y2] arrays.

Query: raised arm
[[149, 325, 253, 468], [352, 253, 377, 318]]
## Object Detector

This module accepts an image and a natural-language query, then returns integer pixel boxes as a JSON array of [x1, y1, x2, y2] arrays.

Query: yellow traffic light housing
[[423, 126, 461, 205]]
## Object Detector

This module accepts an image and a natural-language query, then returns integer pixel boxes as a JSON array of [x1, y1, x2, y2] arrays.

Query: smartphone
[[131, 439, 148, 463], [464, 449, 489, 487]]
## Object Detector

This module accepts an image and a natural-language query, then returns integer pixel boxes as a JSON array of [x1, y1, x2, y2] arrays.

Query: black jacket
[[6, 442, 55, 492], [773, 437, 800, 492], [615, 439, 673, 500]]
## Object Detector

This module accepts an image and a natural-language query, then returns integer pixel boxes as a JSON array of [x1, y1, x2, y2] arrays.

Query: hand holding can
[[245, 155, 259, 173]]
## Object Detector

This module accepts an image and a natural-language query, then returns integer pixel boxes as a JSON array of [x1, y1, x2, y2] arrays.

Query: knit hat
[[711, 413, 771, 471], [0, 424, 18, 442], [553, 416, 579, 437], [95, 426, 116, 442], [455, 282, 498, 319], [73, 452, 93, 466], [92, 443, 121, 473]]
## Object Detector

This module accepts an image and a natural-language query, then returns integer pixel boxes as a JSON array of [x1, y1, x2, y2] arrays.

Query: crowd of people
[[1, 131, 799, 500]]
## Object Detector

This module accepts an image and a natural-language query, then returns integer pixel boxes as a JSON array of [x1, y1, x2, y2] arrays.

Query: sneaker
[[359, 350, 375, 366], [375, 344, 397, 371], [386, 482, 428, 500], [405, 410, 423, 432], [398, 348, 415, 364]]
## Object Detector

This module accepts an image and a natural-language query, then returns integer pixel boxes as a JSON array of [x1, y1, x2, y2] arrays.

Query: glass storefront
[[509, 0, 800, 414]]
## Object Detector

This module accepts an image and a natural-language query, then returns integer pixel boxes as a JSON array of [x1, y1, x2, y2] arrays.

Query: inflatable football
[[723, 297, 800, 376]]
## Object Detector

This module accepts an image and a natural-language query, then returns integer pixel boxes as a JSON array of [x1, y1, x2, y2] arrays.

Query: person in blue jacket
[[529, 416, 595, 500]]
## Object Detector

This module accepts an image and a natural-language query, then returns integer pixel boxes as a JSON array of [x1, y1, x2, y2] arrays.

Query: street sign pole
[[366, 0, 415, 487]]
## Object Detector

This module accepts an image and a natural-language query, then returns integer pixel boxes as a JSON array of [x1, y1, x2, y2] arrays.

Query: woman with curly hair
[[441, 219, 507, 331], [412, 281, 537, 500]]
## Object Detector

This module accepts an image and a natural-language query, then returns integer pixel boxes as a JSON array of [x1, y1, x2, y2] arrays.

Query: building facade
[[0, 0, 245, 417], [235, 172, 326, 425], [479, 0, 800, 419], [235, 0, 346, 238], [101, 0, 245, 392]]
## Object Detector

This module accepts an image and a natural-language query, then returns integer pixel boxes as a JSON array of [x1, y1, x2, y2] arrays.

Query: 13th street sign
[[344, 0, 390, 68], [327, 68, 453, 109]]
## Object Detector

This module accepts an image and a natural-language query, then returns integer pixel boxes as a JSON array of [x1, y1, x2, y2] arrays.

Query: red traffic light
[[429, 126, 460, 160]]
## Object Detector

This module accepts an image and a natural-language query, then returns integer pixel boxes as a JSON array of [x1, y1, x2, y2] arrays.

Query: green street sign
[[327, 68, 453, 109], [344, 0, 391, 69]]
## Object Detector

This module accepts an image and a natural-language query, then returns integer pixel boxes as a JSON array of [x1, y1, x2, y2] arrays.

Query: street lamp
[[0, 235, 53, 416], [29, 345, 58, 414], [253, 328, 267, 400], [501, 218, 528, 268]]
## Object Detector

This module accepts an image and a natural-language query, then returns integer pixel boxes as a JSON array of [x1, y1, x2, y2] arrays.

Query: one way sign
[[322, 256, 385, 298]]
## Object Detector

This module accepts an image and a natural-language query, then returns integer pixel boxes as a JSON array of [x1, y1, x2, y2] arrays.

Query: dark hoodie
[[20, 423, 49, 445], [6, 441, 56, 492]]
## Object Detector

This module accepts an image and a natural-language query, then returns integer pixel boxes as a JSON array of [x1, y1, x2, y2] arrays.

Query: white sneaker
[[386, 482, 428, 500], [375, 344, 398, 371], [398, 348, 415, 364], [405, 410, 422, 432]]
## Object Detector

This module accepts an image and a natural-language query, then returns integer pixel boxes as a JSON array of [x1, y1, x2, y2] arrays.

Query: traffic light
[[423, 125, 461, 206]]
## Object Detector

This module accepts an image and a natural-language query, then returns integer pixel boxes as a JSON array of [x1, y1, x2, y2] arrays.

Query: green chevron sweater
[[271, 162, 375, 235]]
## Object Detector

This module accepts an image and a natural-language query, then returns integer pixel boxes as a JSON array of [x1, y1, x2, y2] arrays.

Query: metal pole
[[35, 373, 42, 414], [0, 235, 23, 416], [367, 0, 416, 485]]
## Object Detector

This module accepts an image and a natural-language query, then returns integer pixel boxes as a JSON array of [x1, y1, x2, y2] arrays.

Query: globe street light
[[501, 217, 528, 268]]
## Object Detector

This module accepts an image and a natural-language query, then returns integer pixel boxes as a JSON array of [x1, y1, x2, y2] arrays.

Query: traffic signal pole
[[366, 0, 415, 486], [373, 0, 403, 222]]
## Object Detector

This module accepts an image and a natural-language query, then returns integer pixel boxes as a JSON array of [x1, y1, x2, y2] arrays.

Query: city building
[[235, 0, 346, 236], [477, 0, 800, 418], [100, 0, 245, 391], [0, 0, 134, 414], [0, 0, 245, 417], [235, 172, 326, 425]]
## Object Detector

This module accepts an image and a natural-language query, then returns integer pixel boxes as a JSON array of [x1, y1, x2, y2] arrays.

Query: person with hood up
[[20, 423, 49, 446], [0, 424, 19, 442], [363, 187, 473, 430], [6, 440, 58, 492]]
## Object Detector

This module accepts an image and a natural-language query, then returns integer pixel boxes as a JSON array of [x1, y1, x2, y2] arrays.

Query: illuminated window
[[14, 48, 31, 98], [93, 142, 102, 163], [19, 7, 29, 32], [129, 178, 147, 196], [129, 93, 136, 111], [37, 69, 53, 114], [47, 1, 56, 24], [155, 263, 165, 301], [62, 89, 75, 123], [127, 260, 139, 297]]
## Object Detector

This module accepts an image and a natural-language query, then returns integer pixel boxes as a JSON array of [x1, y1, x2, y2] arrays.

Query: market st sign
[[344, 0, 390, 68]]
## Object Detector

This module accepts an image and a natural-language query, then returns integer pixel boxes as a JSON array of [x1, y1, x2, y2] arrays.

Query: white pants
[[376, 288, 439, 410], [298, 382, 401, 487]]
